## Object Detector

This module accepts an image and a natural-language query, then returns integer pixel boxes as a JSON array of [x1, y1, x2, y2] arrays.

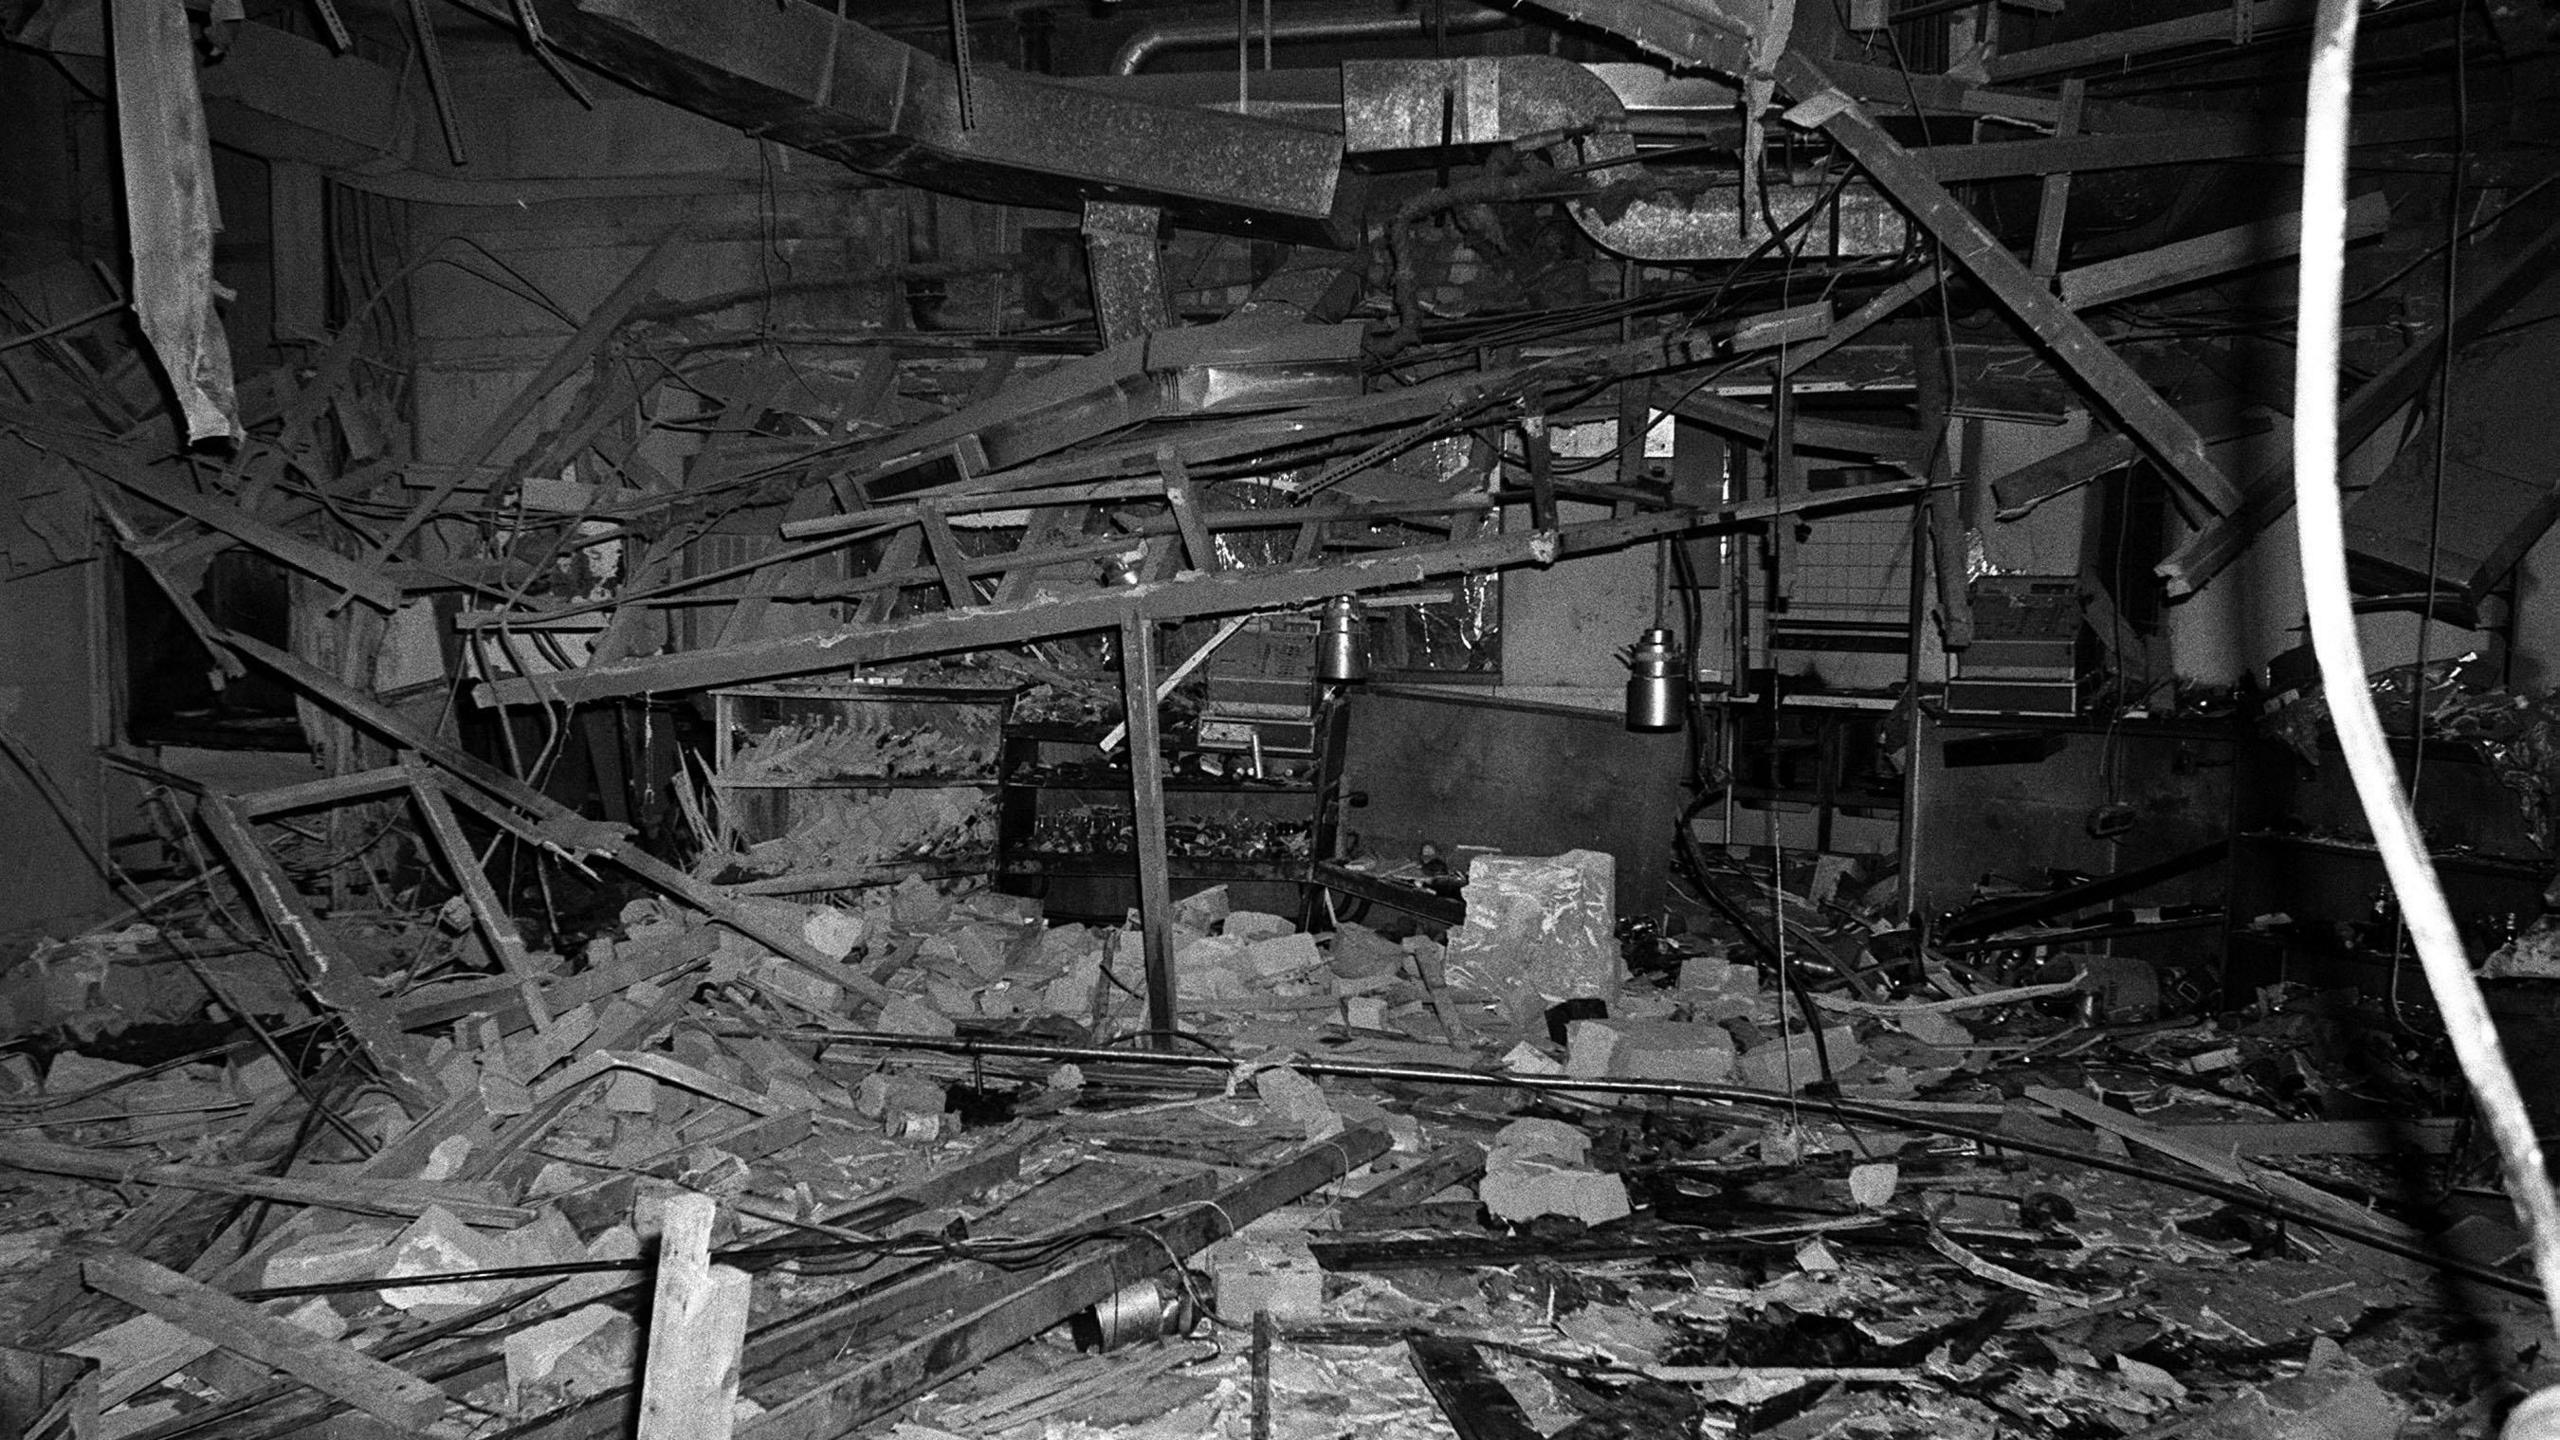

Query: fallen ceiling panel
[[477, 0, 1354, 243]]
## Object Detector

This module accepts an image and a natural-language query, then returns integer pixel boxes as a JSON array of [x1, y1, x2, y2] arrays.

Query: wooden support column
[[402, 758, 552, 1030], [916, 502, 977, 610], [1118, 612, 1177, 1045], [2028, 80, 2085, 283], [1159, 443, 1219, 573], [638, 1193, 752, 1440], [1914, 337, 1972, 650]]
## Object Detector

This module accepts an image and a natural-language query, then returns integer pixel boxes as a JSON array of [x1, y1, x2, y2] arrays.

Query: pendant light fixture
[[1316, 594, 1368, 683]]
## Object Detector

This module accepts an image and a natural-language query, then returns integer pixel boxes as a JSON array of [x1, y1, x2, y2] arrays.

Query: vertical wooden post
[[1119, 612, 1178, 1044], [638, 1192, 752, 1440], [2030, 79, 2088, 283]]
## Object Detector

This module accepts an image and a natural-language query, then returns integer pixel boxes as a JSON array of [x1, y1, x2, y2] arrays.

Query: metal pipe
[[1111, 1, 1515, 75]]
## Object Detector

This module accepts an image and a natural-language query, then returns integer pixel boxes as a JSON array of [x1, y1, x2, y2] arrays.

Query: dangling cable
[[2294, 0, 2560, 1369]]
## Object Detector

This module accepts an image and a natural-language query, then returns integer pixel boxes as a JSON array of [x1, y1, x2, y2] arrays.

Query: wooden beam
[[213, 633, 891, 1014], [1119, 615, 1178, 1045], [1775, 52, 2241, 524], [1157, 443, 1219, 573], [2060, 191, 2389, 311], [79, 459, 401, 611], [82, 1251, 447, 1430], [734, 1128, 1393, 1440], [1983, 0, 2315, 82], [0, 1137, 530, 1227], [915, 502, 977, 610], [480, 481, 1923, 706], [194, 796, 441, 1113], [2028, 80, 2085, 282], [1915, 107, 2445, 184], [236, 764, 411, 817], [1777, 269, 1941, 379], [402, 758, 553, 1030], [638, 1193, 752, 1440]]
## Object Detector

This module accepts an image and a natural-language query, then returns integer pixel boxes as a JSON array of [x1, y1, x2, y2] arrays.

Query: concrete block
[[1210, 1239, 1324, 1324], [1224, 910, 1296, 942], [1610, 1019, 1736, 1084], [1326, 921, 1406, 981], [1247, 932, 1323, 977], [801, 906, 866, 959], [1565, 1019, 1625, 1079], [1491, 1115, 1591, 1165], [1738, 1026, 1860, 1091], [876, 994, 956, 1037], [1479, 1153, 1632, 1227]]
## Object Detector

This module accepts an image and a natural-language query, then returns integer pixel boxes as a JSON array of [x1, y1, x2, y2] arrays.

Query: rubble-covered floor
[[2, 872, 2552, 1440]]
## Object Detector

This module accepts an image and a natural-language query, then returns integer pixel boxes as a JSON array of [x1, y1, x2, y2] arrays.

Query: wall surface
[[1340, 685, 1686, 918]]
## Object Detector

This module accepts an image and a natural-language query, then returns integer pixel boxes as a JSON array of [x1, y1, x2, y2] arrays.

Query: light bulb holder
[[1316, 594, 1368, 683], [1623, 625, 1688, 732]]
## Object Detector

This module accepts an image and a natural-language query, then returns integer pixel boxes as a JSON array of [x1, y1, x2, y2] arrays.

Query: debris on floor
[[3, 804, 2552, 1440]]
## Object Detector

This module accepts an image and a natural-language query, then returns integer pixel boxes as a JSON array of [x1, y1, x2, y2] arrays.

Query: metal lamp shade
[[1624, 626, 1688, 732]]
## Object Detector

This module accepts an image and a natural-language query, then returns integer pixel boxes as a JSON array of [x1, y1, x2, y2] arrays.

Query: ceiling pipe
[[1111, 1, 1518, 75]]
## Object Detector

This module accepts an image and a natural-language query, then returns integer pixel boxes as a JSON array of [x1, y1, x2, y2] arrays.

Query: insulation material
[[1443, 849, 1619, 1023], [111, 0, 241, 443]]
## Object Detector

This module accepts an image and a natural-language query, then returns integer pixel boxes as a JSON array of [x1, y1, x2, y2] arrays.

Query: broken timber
[[482, 481, 1922, 706], [213, 632, 890, 1012], [736, 1127, 1390, 1440], [81, 1251, 447, 1430], [1769, 50, 2242, 524]]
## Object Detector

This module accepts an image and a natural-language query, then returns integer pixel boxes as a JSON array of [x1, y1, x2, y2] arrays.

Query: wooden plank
[[915, 503, 977, 610], [403, 760, 552, 1029], [1778, 268, 1940, 379], [390, 924, 715, 1035], [478, 481, 1922, 707], [195, 796, 442, 1112], [214, 632, 890, 1014], [1409, 1338, 1548, 1440], [81, 1251, 447, 1430], [2158, 1118, 2461, 1158], [1916, 106, 2446, 184], [1158, 443, 1219, 573], [237, 764, 410, 817], [2029, 80, 2085, 282], [737, 1128, 1392, 1440], [1121, 615, 1178, 1045], [1983, 0, 2315, 82], [1774, 52, 2241, 524], [470, 1144, 1181, 1440], [1343, 1141, 1487, 1221], [638, 1193, 752, 1440], [2060, 191, 2389, 310], [0, 1137, 530, 1227], [80, 459, 400, 611]]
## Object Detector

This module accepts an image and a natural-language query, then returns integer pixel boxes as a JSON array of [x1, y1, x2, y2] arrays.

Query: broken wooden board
[[1772, 51, 2241, 525], [480, 483, 1920, 706], [0, 1137, 531, 1228], [737, 1127, 1391, 1440], [82, 1251, 446, 1430]]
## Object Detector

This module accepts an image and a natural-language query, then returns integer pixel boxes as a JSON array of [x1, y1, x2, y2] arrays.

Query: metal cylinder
[[1317, 594, 1368, 683], [1070, 1275, 1197, 1352], [1623, 626, 1688, 732]]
